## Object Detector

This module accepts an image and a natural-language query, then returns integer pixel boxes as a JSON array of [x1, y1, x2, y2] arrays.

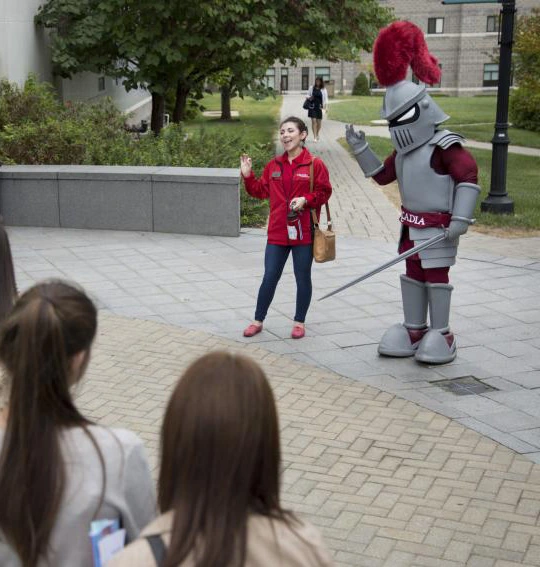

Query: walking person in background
[[240, 116, 332, 339], [110, 352, 334, 567], [306, 77, 328, 142], [0, 280, 156, 567]]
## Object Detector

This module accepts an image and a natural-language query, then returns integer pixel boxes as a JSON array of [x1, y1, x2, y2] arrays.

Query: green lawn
[[185, 93, 281, 146], [329, 96, 540, 149], [184, 94, 282, 226], [341, 136, 540, 232]]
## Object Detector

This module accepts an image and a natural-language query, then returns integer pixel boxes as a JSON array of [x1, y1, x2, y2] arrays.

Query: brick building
[[271, 0, 537, 96]]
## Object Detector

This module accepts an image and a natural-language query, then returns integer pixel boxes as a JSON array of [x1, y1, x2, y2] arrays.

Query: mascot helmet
[[374, 21, 448, 154]]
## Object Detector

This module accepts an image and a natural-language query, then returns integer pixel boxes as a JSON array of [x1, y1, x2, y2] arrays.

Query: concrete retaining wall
[[0, 165, 240, 237]]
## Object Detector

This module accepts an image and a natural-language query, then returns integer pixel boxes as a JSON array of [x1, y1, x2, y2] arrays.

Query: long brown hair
[[0, 222, 17, 321], [0, 280, 98, 567], [159, 351, 293, 567]]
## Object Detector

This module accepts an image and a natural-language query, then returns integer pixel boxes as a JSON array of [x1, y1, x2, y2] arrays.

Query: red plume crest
[[373, 21, 441, 87]]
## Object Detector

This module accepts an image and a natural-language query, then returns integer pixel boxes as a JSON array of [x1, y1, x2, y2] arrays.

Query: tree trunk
[[150, 92, 165, 135], [220, 85, 232, 120], [173, 82, 190, 123]]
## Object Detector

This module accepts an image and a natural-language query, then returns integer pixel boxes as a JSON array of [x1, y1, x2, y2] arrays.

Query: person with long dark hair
[[306, 77, 328, 142], [110, 351, 333, 567], [0, 281, 156, 567], [240, 116, 332, 339], [0, 222, 17, 409], [0, 222, 17, 322]]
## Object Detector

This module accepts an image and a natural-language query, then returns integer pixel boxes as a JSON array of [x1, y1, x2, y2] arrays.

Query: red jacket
[[242, 148, 332, 246]]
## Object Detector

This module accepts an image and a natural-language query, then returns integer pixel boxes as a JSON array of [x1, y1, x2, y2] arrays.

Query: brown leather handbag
[[309, 160, 335, 263]]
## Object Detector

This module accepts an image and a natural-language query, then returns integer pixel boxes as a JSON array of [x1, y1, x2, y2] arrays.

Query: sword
[[319, 232, 447, 301]]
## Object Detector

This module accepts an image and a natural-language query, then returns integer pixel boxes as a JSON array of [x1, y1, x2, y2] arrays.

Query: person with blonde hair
[[110, 351, 333, 567]]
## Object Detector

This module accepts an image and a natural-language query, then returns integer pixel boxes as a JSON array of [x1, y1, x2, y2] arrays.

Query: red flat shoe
[[243, 323, 263, 337], [291, 324, 305, 339]]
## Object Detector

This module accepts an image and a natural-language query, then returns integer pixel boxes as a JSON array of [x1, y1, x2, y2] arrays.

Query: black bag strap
[[145, 534, 167, 566]]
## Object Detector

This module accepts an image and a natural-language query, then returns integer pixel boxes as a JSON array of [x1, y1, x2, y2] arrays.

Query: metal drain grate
[[433, 376, 497, 396]]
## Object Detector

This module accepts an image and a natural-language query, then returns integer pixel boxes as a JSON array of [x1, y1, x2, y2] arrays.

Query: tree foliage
[[510, 8, 540, 132], [36, 0, 392, 132]]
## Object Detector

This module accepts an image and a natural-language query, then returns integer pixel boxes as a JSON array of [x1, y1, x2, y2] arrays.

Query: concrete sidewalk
[[3, 94, 540, 566], [8, 225, 540, 465]]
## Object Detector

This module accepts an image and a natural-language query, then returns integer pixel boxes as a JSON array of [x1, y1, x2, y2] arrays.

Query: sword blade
[[319, 232, 447, 301]]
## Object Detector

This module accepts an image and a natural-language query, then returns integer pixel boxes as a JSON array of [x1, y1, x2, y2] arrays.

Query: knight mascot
[[346, 21, 480, 364]]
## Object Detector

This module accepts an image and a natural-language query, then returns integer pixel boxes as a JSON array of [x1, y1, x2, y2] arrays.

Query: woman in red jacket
[[240, 116, 332, 339]]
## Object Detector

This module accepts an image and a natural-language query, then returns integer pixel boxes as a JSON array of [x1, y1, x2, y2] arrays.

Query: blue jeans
[[255, 244, 313, 323]]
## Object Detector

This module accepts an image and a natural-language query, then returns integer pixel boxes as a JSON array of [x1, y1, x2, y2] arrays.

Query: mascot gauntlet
[[345, 125, 384, 178], [446, 182, 481, 241]]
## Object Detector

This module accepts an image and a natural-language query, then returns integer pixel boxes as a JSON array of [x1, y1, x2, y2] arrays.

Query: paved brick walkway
[[281, 95, 397, 241], [81, 313, 540, 567]]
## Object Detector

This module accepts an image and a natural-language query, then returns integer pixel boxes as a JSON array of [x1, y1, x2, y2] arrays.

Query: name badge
[[287, 225, 298, 240], [271, 171, 281, 178]]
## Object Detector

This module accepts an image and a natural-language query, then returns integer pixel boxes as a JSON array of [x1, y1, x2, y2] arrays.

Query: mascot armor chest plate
[[395, 135, 455, 214]]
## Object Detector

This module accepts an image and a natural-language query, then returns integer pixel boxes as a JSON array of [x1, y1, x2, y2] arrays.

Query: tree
[[215, 1, 392, 119], [510, 8, 540, 132], [36, 0, 392, 132], [36, 0, 283, 131]]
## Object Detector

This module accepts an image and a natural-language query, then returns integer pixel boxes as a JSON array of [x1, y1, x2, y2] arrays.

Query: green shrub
[[0, 76, 271, 226], [0, 120, 87, 165], [509, 9, 540, 132], [510, 87, 540, 132], [0, 75, 59, 130], [352, 74, 370, 96]]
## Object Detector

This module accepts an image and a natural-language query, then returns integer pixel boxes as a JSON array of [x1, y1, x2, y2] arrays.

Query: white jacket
[[0, 425, 156, 567]]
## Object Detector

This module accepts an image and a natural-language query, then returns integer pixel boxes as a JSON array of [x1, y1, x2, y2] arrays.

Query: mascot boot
[[415, 283, 456, 364], [379, 275, 428, 357]]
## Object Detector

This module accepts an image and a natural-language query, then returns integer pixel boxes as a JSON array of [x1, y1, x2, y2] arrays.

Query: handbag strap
[[146, 534, 167, 566], [309, 159, 332, 229]]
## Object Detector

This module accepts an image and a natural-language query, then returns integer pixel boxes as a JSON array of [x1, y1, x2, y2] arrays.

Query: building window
[[483, 63, 499, 87], [369, 73, 379, 89], [98, 76, 106, 91], [301, 67, 310, 90], [486, 15, 499, 33], [428, 17, 444, 34], [315, 67, 331, 82], [280, 68, 288, 92], [263, 68, 275, 89]]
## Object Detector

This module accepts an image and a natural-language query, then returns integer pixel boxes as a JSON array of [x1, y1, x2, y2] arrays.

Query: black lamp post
[[442, 0, 516, 214], [481, 0, 515, 214]]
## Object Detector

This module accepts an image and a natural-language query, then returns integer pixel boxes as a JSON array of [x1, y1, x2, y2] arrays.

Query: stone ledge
[[0, 165, 240, 236]]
